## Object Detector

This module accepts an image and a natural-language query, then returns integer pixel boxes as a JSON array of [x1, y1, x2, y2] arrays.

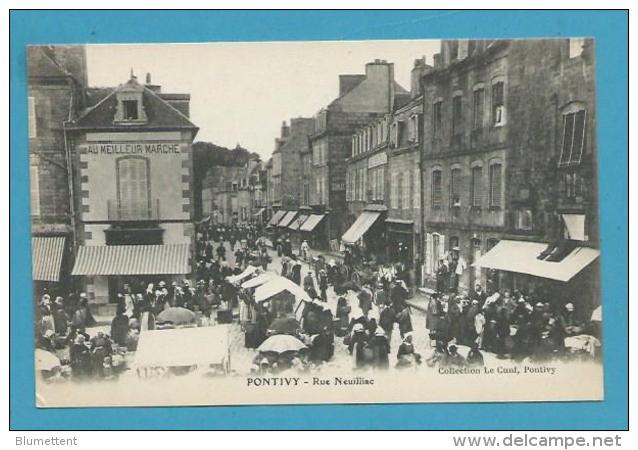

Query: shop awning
[[562, 214, 586, 241], [288, 214, 309, 230], [278, 211, 297, 228], [72, 244, 190, 276], [32, 236, 65, 282], [253, 208, 266, 217], [472, 240, 599, 282], [267, 210, 286, 226], [341, 211, 381, 244], [299, 214, 325, 232]]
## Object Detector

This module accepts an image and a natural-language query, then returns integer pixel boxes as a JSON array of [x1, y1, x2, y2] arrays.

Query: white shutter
[[439, 233, 446, 264], [425, 233, 432, 274], [413, 167, 420, 209], [30, 165, 40, 216], [28, 96, 37, 138]]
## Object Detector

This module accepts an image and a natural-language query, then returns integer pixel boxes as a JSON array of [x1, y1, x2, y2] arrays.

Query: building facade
[[310, 60, 406, 250], [420, 39, 599, 312], [28, 45, 88, 292], [67, 74, 198, 313]]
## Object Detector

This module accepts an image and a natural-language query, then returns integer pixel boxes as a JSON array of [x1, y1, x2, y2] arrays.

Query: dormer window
[[123, 100, 139, 120], [114, 80, 147, 124]]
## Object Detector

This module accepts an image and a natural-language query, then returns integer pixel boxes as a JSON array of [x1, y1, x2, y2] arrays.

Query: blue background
[[9, 10, 628, 430]]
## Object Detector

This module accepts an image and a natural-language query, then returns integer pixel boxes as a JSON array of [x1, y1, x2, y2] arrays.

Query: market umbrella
[[157, 307, 197, 325], [35, 348, 61, 372], [339, 280, 361, 292], [268, 317, 300, 335], [258, 334, 306, 353], [590, 305, 602, 322]]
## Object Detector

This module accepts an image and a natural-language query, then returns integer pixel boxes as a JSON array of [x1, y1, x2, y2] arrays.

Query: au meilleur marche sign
[[83, 142, 181, 155]]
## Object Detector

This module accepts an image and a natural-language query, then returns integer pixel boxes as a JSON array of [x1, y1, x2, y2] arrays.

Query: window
[[559, 109, 587, 167], [390, 123, 398, 148], [472, 88, 484, 129], [403, 171, 411, 210], [432, 234, 440, 272], [117, 157, 150, 219], [397, 172, 403, 210], [433, 101, 443, 137], [28, 96, 36, 138], [488, 163, 502, 208], [431, 170, 442, 209], [345, 171, 351, 201], [122, 100, 139, 120], [471, 166, 483, 208], [413, 168, 420, 209], [391, 172, 399, 209], [562, 171, 583, 200], [450, 168, 461, 207], [409, 115, 418, 142], [452, 95, 463, 135], [377, 167, 385, 201], [492, 81, 505, 126], [516, 209, 533, 231], [30, 165, 40, 216]]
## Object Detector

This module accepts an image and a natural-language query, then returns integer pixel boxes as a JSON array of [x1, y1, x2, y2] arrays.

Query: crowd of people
[[34, 220, 601, 384]]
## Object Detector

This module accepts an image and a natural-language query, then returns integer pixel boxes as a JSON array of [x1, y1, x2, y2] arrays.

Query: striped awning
[[341, 212, 381, 244], [32, 237, 65, 282], [278, 211, 297, 228], [289, 214, 308, 230], [299, 214, 325, 232], [72, 244, 190, 276], [268, 210, 286, 226]]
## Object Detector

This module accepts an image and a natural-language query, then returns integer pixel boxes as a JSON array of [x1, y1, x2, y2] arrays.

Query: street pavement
[[87, 239, 435, 375]]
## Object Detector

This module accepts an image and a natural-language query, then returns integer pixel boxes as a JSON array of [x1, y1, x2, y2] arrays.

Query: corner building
[[67, 75, 198, 314]]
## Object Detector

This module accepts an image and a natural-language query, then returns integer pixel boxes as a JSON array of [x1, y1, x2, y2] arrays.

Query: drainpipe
[[418, 80, 427, 289], [62, 93, 77, 254]]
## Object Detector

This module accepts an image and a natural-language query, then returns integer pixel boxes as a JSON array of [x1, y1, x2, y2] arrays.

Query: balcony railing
[[107, 199, 160, 221]]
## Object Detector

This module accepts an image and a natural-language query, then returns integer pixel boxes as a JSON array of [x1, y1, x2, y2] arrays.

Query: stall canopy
[[71, 244, 190, 276], [277, 211, 297, 228], [227, 265, 258, 284], [299, 214, 325, 232], [472, 240, 599, 282], [135, 326, 230, 369], [288, 214, 309, 230], [32, 236, 65, 282], [268, 210, 286, 226], [253, 208, 266, 217], [241, 272, 276, 289], [341, 211, 381, 244], [254, 276, 311, 303]]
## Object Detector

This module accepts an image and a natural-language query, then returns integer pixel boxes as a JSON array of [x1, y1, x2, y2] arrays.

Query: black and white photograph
[[28, 38, 603, 407]]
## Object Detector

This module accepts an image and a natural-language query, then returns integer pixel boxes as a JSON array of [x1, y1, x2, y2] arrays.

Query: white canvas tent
[[253, 276, 311, 303], [241, 272, 276, 289], [134, 326, 231, 372], [227, 265, 258, 284]]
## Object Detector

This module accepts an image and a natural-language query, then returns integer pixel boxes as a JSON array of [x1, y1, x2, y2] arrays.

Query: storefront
[[341, 207, 386, 264], [67, 75, 198, 314]]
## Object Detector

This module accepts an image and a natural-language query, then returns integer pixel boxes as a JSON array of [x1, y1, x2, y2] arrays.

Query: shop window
[[450, 168, 461, 208], [492, 81, 506, 126], [558, 108, 587, 167], [488, 163, 502, 208], [431, 169, 442, 209], [117, 157, 150, 220], [471, 166, 483, 208]]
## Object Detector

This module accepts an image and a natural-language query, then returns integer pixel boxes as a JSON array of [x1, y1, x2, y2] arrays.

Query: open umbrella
[[590, 305, 602, 322], [258, 334, 306, 353], [268, 317, 300, 335], [157, 307, 197, 325], [35, 348, 61, 372], [339, 280, 361, 292]]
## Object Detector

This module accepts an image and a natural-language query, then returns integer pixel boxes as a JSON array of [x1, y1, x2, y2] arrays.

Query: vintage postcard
[[29, 39, 603, 407]]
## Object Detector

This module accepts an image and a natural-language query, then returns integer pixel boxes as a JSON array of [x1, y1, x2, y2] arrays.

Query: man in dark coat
[[110, 304, 130, 347]]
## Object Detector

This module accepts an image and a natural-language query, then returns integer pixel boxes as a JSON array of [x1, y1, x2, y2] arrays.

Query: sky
[[86, 40, 440, 160]]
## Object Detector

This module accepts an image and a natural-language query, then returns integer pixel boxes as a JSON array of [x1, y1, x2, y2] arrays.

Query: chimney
[[144, 72, 162, 93], [433, 53, 442, 69], [411, 57, 432, 96], [281, 121, 290, 138]]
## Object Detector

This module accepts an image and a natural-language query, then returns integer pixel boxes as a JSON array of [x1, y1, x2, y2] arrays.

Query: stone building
[[28, 45, 88, 292], [310, 60, 406, 250], [66, 73, 198, 313], [420, 39, 599, 314]]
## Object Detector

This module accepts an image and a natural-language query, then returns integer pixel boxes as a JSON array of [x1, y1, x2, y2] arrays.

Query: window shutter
[[439, 233, 446, 264], [413, 167, 420, 209], [425, 233, 432, 274]]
